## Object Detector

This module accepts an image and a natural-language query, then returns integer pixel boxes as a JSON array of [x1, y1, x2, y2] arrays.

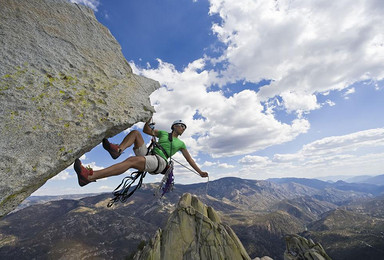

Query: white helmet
[[171, 119, 187, 130]]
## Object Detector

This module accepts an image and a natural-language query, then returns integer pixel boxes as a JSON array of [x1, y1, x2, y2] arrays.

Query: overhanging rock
[[0, 0, 160, 217]]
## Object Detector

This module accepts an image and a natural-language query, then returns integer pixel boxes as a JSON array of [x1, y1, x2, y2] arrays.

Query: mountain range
[[1, 176, 384, 259], [318, 174, 384, 184]]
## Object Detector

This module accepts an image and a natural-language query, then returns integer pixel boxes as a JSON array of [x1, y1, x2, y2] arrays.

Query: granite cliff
[[134, 193, 251, 260], [0, 0, 159, 217]]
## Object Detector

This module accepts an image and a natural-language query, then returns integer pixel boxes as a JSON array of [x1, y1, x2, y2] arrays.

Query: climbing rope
[[107, 170, 146, 207], [171, 157, 210, 195]]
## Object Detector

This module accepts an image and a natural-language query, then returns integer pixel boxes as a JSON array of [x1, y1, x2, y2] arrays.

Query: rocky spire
[[0, 0, 159, 217], [284, 234, 332, 260], [134, 193, 251, 260]]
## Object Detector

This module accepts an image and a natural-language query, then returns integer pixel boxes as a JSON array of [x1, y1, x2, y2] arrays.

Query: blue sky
[[34, 0, 384, 195]]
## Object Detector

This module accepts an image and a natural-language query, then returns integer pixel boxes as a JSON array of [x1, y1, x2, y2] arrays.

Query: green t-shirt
[[153, 130, 186, 161]]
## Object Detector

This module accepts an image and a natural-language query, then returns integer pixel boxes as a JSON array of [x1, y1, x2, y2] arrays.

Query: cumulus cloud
[[52, 170, 73, 181], [272, 128, 384, 165], [343, 87, 356, 99], [201, 160, 235, 169], [324, 100, 336, 107], [344, 88, 356, 96], [218, 163, 235, 169], [209, 0, 384, 110], [130, 0, 384, 159], [86, 162, 105, 171], [281, 91, 320, 113], [300, 128, 384, 156], [132, 59, 310, 158], [239, 128, 384, 179], [238, 155, 271, 165]]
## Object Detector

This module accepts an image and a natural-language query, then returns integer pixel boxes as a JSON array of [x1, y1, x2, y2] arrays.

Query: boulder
[[134, 193, 251, 260], [0, 0, 159, 217]]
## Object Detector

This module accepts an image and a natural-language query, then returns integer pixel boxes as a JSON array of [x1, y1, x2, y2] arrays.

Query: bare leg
[[89, 156, 146, 181], [118, 130, 145, 152]]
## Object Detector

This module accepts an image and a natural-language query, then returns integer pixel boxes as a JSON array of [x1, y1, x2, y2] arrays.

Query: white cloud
[[280, 91, 320, 113], [239, 155, 271, 165], [374, 80, 384, 90], [52, 170, 73, 181], [272, 128, 384, 164], [208, 0, 384, 110], [98, 185, 113, 191], [202, 161, 217, 167], [239, 128, 384, 179], [86, 162, 105, 171], [344, 87, 356, 96], [69, 0, 100, 11], [324, 100, 335, 107], [132, 59, 310, 158], [218, 163, 235, 169], [51, 160, 105, 182], [300, 128, 384, 156], [343, 87, 356, 99], [130, 0, 384, 159]]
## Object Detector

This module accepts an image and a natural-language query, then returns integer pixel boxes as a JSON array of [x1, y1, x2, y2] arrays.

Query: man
[[74, 119, 209, 186]]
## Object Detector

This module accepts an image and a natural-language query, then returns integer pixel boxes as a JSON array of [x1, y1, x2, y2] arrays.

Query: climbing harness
[[107, 122, 209, 207], [107, 127, 175, 206]]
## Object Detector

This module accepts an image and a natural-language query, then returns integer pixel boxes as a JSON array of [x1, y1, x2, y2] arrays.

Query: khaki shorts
[[133, 144, 167, 174]]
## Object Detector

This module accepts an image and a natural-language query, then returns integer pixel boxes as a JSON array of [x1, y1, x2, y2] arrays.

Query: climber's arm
[[143, 118, 159, 137], [180, 148, 208, 178]]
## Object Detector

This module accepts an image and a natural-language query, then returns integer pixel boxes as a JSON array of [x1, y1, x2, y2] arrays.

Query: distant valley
[[1, 176, 384, 259]]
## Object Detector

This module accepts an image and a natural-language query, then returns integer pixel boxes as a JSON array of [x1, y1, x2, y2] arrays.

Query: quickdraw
[[154, 161, 175, 198]]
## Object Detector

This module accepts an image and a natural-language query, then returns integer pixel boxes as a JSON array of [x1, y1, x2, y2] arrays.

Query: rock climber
[[74, 118, 209, 186]]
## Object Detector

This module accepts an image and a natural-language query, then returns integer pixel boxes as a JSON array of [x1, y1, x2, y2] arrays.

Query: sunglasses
[[174, 124, 186, 129]]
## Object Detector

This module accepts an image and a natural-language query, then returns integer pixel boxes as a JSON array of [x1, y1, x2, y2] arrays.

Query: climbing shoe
[[102, 138, 121, 159], [74, 159, 95, 187]]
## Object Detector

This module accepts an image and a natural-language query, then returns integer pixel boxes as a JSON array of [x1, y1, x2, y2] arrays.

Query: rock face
[[134, 193, 251, 260], [284, 234, 331, 260], [0, 0, 159, 217]]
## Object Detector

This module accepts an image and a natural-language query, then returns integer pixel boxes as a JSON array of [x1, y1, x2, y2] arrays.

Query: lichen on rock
[[0, 0, 160, 217], [134, 193, 251, 260]]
